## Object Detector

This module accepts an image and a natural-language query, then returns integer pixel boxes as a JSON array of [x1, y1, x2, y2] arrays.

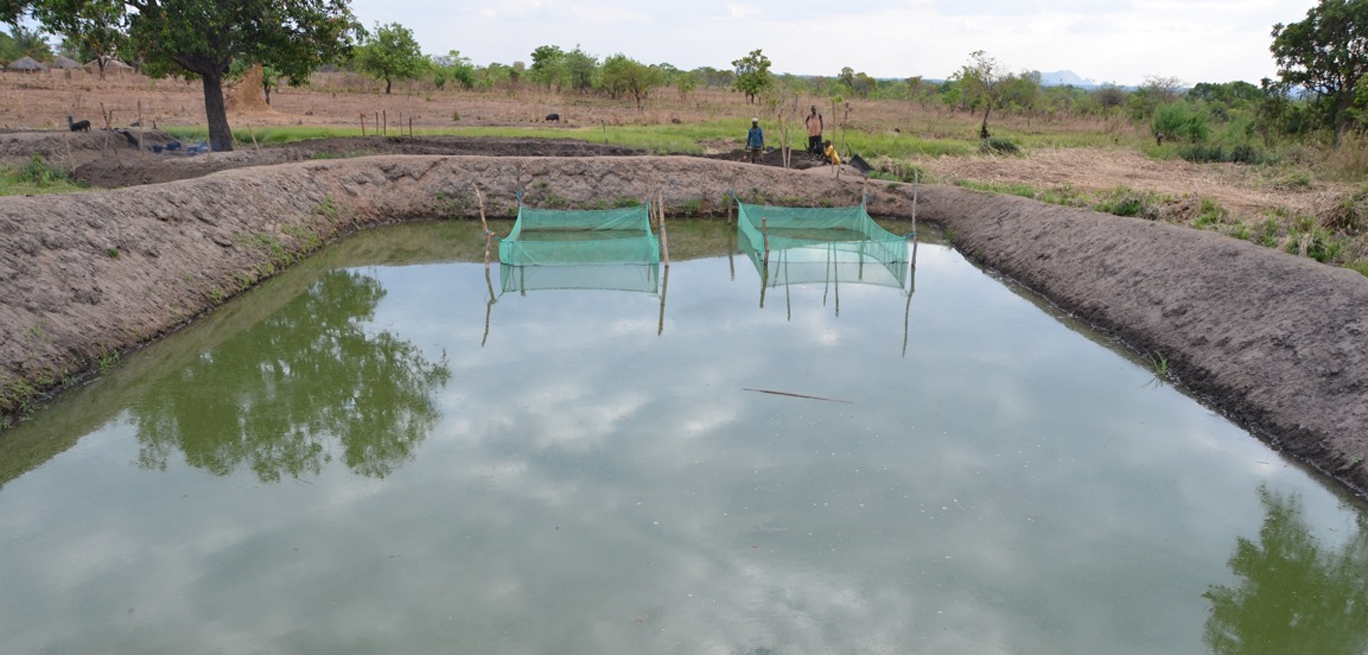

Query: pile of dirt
[[67, 136, 645, 188]]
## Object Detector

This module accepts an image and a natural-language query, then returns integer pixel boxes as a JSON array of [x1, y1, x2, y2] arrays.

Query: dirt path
[[0, 151, 1364, 498]]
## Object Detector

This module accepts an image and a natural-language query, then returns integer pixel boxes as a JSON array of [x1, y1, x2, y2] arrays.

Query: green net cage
[[735, 200, 911, 289], [496, 202, 661, 294]]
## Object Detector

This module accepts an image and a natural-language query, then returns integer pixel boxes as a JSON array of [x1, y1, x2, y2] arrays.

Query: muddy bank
[[0, 155, 1364, 496], [912, 186, 1368, 494]]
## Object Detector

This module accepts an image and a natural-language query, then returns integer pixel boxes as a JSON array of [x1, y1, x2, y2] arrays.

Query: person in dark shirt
[[746, 118, 764, 163]]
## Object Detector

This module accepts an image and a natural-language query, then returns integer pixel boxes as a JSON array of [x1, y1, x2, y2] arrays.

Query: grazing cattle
[[545, 113, 560, 122], [67, 115, 91, 132]]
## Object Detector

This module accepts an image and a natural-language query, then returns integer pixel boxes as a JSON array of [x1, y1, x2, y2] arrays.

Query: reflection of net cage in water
[[734, 199, 919, 355], [735, 201, 913, 291], [496, 203, 662, 295], [482, 199, 671, 344]]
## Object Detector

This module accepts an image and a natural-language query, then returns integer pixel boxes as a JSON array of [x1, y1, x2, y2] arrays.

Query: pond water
[[1, 220, 1365, 655]]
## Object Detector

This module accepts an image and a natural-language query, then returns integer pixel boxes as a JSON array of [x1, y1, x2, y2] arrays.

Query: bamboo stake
[[383, 109, 387, 135], [474, 182, 492, 269], [63, 129, 74, 175], [657, 266, 669, 336], [375, 111, 379, 134], [658, 191, 670, 268], [360, 113, 366, 136]]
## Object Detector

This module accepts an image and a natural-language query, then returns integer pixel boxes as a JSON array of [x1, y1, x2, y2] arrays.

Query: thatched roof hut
[[8, 56, 47, 71], [83, 58, 133, 73], [51, 55, 81, 69]]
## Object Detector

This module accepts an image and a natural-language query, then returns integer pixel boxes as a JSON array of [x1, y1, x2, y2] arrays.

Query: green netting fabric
[[736, 201, 910, 289], [500, 263, 660, 294], [498, 204, 660, 267]]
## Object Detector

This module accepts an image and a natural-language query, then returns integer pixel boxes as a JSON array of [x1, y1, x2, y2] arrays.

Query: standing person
[[746, 117, 764, 163], [805, 105, 823, 155]]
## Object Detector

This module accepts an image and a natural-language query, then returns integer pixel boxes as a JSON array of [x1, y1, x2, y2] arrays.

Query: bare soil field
[[0, 69, 1365, 498]]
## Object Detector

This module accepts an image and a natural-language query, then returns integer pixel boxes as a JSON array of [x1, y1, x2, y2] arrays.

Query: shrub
[[979, 136, 1020, 155], [1093, 186, 1164, 220], [18, 156, 69, 186]]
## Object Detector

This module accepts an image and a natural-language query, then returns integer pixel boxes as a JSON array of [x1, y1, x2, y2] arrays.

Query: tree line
[[2, 0, 1366, 153]]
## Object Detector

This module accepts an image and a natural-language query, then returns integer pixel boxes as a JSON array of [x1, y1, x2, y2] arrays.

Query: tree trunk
[[979, 106, 991, 140], [385, 78, 392, 94], [201, 71, 234, 152]]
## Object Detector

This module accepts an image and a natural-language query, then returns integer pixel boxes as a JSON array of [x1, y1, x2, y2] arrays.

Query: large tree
[[1271, 0, 1368, 146], [731, 48, 772, 104], [353, 21, 424, 95], [7, 0, 355, 152]]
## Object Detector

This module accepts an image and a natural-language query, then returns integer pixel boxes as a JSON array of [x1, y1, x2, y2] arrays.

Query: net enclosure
[[497, 203, 661, 294], [735, 200, 912, 290]]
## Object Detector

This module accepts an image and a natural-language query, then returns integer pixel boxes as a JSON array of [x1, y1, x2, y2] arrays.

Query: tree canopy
[[731, 48, 772, 104], [1271, 0, 1368, 145], [354, 21, 425, 95], [7, 0, 355, 151]]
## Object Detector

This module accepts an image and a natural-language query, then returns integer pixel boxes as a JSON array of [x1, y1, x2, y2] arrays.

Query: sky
[[348, 0, 1319, 87]]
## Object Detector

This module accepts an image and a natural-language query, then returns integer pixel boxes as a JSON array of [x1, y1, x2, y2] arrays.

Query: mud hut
[[50, 55, 81, 69]]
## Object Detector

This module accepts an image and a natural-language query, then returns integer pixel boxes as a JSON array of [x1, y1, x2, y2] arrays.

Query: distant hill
[[1039, 70, 1102, 88]]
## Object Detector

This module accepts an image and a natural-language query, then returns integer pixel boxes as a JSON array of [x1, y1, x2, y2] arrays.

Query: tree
[[731, 48, 773, 104], [955, 50, 1007, 139], [10, 0, 355, 152], [354, 22, 425, 95], [564, 45, 597, 93], [528, 44, 566, 90], [598, 53, 663, 109], [1271, 0, 1368, 146], [31, 0, 124, 78], [430, 50, 475, 90], [0, 24, 51, 60]]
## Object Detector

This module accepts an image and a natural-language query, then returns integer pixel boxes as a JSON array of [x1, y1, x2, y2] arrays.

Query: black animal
[[115, 128, 139, 148], [545, 113, 560, 122], [67, 115, 91, 132]]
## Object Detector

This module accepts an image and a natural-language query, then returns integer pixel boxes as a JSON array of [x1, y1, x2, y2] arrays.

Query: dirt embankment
[[0, 155, 1364, 497]]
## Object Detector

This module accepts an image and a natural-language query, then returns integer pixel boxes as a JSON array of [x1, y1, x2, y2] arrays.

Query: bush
[[1093, 186, 1164, 220], [979, 136, 1020, 155], [1153, 102, 1211, 143], [18, 156, 69, 186]]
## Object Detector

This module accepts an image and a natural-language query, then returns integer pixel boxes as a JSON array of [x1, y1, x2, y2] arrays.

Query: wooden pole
[[657, 266, 669, 336], [360, 113, 366, 136], [727, 194, 733, 226], [658, 191, 670, 268], [474, 182, 491, 269], [375, 111, 379, 134], [137, 100, 144, 158], [63, 129, 74, 175], [383, 109, 387, 135], [409, 117, 413, 137]]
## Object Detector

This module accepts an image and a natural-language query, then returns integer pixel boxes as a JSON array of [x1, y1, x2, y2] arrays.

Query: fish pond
[[1, 220, 1365, 655]]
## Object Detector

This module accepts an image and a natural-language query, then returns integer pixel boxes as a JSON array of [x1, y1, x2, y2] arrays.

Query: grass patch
[[0, 156, 85, 196]]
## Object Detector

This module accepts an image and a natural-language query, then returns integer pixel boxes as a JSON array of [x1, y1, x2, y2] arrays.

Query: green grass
[[0, 156, 85, 196]]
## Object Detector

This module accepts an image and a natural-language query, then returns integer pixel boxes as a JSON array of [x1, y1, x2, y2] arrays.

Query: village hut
[[7, 56, 48, 71], [51, 55, 81, 69]]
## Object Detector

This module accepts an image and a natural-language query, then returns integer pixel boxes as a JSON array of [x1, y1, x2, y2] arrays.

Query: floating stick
[[742, 388, 852, 404]]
